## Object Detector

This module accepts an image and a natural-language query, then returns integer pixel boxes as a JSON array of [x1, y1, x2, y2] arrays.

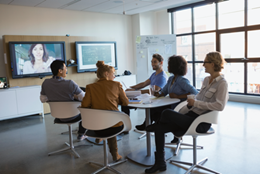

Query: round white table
[[126, 96, 180, 166]]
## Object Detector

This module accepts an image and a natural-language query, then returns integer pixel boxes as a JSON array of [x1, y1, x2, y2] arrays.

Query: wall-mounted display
[[75, 41, 117, 73], [9, 41, 66, 79]]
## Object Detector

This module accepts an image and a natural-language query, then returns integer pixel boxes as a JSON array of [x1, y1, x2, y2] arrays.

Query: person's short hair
[[168, 55, 187, 76], [96, 60, 114, 79], [152, 54, 164, 62], [50, 60, 65, 76], [206, 51, 225, 72], [28, 44, 49, 65]]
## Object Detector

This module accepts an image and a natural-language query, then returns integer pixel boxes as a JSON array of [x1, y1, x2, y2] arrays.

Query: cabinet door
[[0, 90, 18, 118], [16, 87, 42, 114]]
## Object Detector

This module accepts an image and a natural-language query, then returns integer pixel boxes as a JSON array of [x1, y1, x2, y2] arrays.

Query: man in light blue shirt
[[122, 54, 168, 131], [127, 53, 167, 93]]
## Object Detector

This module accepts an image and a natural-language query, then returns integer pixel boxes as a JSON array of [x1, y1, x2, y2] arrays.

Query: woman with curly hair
[[137, 55, 198, 142]]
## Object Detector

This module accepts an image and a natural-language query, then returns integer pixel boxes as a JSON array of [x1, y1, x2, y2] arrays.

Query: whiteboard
[[136, 34, 176, 83]]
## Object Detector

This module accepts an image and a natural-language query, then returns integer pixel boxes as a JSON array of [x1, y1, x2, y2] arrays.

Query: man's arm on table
[[127, 79, 151, 94]]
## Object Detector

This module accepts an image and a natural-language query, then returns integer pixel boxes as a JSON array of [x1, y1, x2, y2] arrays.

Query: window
[[174, 9, 191, 34], [194, 4, 215, 32], [170, 0, 260, 95], [218, 0, 244, 29]]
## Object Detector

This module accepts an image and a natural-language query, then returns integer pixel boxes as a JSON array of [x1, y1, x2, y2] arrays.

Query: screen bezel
[[75, 41, 118, 73], [9, 41, 66, 79]]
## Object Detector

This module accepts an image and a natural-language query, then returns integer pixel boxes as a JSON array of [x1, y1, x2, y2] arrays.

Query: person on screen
[[122, 53, 168, 131], [81, 60, 129, 162], [40, 60, 87, 141], [0, 80, 4, 88], [23, 44, 55, 74], [144, 51, 229, 173]]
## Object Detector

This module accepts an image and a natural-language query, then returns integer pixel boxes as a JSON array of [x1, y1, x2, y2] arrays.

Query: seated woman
[[145, 51, 229, 173], [136, 55, 198, 143], [81, 61, 129, 162]]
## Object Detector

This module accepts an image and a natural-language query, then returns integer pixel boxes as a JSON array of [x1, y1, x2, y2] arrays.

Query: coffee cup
[[187, 94, 195, 99]]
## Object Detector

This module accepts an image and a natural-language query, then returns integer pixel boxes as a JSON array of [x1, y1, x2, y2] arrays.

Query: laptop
[[0, 77, 8, 89]]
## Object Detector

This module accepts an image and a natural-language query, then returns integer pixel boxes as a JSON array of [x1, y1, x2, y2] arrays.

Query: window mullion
[[191, 7, 196, 87]]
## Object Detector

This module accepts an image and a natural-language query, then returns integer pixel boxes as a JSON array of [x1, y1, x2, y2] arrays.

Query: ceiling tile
[[0, 0, 13, 4], [82, 1, 125, 12], [64, 0, 108, 11], [36, 0, 73, 8], [105, 1, 152, 14], [9, 0, 45, 7], [0, 0, 205, 15]]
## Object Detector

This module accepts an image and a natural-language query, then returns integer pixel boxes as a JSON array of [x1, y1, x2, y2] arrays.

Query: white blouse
[[191, 75, 229, 115]]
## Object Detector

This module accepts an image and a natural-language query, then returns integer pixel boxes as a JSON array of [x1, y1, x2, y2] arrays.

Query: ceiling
[[0, 0, 204, 15]]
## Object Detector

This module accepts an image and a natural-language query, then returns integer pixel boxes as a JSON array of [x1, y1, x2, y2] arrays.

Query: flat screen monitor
[[75, 41, 118, 73], [9, 41, 66, 79]]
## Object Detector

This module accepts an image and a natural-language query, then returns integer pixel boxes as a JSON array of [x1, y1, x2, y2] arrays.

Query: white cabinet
[[0, 86, 44, 121], [114, 75, 136, 90]]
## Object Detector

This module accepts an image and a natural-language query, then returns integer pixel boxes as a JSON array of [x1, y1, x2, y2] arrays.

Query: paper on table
[[129, 100, 142, 104], [125, 91, 141, 97]]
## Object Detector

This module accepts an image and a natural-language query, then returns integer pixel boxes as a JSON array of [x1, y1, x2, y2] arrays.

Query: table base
[[126, 148, 173, 166]]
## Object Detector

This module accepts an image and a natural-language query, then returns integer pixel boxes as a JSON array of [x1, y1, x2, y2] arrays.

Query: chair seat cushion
[[175, 127, 215, 137], [54, 116, 81, 124], [86, 126, 124, 139]]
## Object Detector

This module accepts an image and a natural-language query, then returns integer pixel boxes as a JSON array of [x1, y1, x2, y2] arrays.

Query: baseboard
[[229, 94, 260, 104]]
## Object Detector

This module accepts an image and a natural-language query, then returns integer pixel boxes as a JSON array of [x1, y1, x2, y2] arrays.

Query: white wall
[[0, 4, 134, 77], [156, 10, 172, 35], [131, 14, 141, 74], [131, 10, 171, 83]]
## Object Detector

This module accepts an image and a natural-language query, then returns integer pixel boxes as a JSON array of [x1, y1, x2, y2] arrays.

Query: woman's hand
[[187, 98, 195, 106]]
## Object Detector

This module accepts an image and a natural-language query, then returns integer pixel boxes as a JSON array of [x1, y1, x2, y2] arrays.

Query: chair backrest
[[174, 101, 188, 112], [78, 108, 132, 133], [47, 101, 81, 119], [184, 110, 219, 137], [174, 101, 219, 137]]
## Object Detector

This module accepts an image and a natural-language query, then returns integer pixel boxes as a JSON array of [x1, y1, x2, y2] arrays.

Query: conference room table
[[126, 96, 180, 166]]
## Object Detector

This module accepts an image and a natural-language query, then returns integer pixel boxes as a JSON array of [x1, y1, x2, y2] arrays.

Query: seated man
[[40, 60, 87, 141], [122, 53, 168, 131]]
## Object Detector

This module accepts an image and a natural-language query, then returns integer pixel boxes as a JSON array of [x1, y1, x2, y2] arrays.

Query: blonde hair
[[206, 51, 226, 72], [96, 61, 114, 79]]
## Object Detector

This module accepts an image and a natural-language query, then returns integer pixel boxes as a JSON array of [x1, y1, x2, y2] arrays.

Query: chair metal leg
[[165, 138, 203, 156], [134, 129, 164, 139], [108, 166, 121, 174], [88, 139, 126, 174], [48, 124, 92, 158], [48, 146, 71, 156], [61, 128, 78, 134], [170, 137, 220, 174], [197, 164, 221, 174]]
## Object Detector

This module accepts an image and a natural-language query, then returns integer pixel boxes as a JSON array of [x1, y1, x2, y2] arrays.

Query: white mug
[[187, 94, 195, 99]]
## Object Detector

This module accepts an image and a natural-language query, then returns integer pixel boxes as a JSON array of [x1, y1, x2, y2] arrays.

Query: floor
[[0, 101, 260, 174]]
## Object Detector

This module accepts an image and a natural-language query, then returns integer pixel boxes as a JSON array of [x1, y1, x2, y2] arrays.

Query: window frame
[[169, 0, 260, 96]]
